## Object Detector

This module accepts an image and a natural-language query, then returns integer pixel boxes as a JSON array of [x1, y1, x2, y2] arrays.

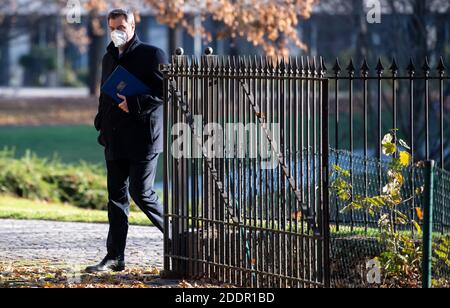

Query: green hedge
[[0, 148, 108, 210]]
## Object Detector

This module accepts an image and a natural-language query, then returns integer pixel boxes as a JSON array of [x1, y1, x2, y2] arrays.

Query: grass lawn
[[0, 124, 164, 182], [0, 195, 152, 226], [0, 125, 103, 164]]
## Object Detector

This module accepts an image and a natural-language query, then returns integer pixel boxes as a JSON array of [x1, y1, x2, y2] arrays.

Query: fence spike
[[299, 57, 305, 75], [275, 57, 280, 72], [214, 56, 220, 71], [346, 58, 355, 76], [225, 56, 231, 71], [231, 56, 237, 71], [306, 56, 311, 75], [332, 58, 341, 75], [311, 57, 317, 75], [189, 55, 195, 72], [258, 55, 265, 71], [193, 56, 199, 72], [437, 56, 446, 75], [287, 56, 293, 73], [361, 58, 370, 77], [219, 56, 225, 72], [240, 55, 246, 72], [244, 56, 250, 72], [176, 55, 184, 70], [291, 56, 298, 73], [246, 55, 251, 67], [407, 58, 415, 76], [182, 56, 189, 70], [294, 56, 300, 75], [245, 56, 251, 72], [422, 57, 431, 75], [252, 55, 258, 72], [238, 56, 244, 72], [389, 57, 399, 75], [200, 55, 207, 72], [279, 57, 286, 73], [376, 58, 384, 75], [268, 56, 275, 71], [321, 57, 327, 74]]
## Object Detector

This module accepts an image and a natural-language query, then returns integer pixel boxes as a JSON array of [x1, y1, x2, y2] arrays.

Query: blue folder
[[101, 65, 152, 104]]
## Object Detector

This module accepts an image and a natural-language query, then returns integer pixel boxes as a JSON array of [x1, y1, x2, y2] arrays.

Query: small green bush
[[0, 148, 108, 210]]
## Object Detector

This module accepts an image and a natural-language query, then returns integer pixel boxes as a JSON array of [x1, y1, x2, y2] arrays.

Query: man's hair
[[107, 8, 135, 25]]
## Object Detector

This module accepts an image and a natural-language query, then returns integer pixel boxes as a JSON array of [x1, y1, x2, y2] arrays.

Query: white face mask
[[111, 30, 128, 48]]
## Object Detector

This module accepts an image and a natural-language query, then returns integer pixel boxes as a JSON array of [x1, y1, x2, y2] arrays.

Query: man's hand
[[117, 94, 129, 113]]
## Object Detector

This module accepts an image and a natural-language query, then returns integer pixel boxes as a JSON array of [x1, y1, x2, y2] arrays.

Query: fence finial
[[204, 47, 214, 56], [279, 57, 286, 73], [407, 58, 416, 76], [287, 56, 293, 73], [423, 57, 431, 76], [258, 55, 264, 71], [231, 56, 237, 71], [346, 58, 355, 77], [175, 47, 184, 56], [437, 57, 446, 76], [333, 58, 341, 76], [320, 57, 327, 75], [214, 55, 220, 71], [225, 56, 231, 71], [376, 58, 384, 75], [306, 56, 312, 75], [292, 56, 299, 73], [389, 57, 399, 75], [252, 55, 259, 72], [311, 57, 317, 75], [361, 58, 370, 77], [299, 57, 305, 75]]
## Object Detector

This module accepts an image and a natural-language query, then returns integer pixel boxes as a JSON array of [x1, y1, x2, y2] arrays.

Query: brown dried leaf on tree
[[144, 0, 318, 56], [72, 0, 318, 56]]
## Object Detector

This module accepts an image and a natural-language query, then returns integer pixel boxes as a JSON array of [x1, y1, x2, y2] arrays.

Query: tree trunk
[[0, 16, 11, 86], [352, 0, 368, 65], [87, 12, 104, 96]]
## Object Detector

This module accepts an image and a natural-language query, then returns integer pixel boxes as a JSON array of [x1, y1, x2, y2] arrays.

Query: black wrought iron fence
[[329, 57, 450, 230], [161, 49, 330, 288], [160, 50, 450, 288]]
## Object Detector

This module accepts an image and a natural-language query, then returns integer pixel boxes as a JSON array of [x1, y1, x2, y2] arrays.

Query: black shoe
[[85, 255, 125, 273]]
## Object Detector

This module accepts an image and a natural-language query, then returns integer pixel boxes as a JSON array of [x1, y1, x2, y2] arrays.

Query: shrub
[[0, 148, 108, 210]]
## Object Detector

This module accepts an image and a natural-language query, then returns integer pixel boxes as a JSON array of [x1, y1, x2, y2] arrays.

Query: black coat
[[94, 34, 168, 161]]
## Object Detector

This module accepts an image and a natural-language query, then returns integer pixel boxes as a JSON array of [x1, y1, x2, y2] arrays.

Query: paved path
[[0, 219, 164, 268]]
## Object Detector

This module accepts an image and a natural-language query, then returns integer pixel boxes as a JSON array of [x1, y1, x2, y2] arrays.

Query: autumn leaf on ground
[[179, 280, 194, 288]]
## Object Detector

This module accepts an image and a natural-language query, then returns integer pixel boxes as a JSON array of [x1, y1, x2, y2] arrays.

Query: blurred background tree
[[1, 0, 449, 94], [0, 0, 319, 94]]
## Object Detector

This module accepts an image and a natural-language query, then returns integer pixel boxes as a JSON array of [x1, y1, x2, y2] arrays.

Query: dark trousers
[[106, 154, 164, 260]]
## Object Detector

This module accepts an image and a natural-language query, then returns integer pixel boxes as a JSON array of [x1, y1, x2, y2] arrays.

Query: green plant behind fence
[[330, 132, 450, 288]]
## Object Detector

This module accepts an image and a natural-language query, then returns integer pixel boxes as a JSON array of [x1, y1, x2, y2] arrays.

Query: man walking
[[86, 8, 168, 273]]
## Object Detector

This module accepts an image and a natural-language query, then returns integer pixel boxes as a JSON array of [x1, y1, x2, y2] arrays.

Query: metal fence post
[[321, 78, 331, 288], [161, 62, 171, 274], [422, 160, 435, 289]]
